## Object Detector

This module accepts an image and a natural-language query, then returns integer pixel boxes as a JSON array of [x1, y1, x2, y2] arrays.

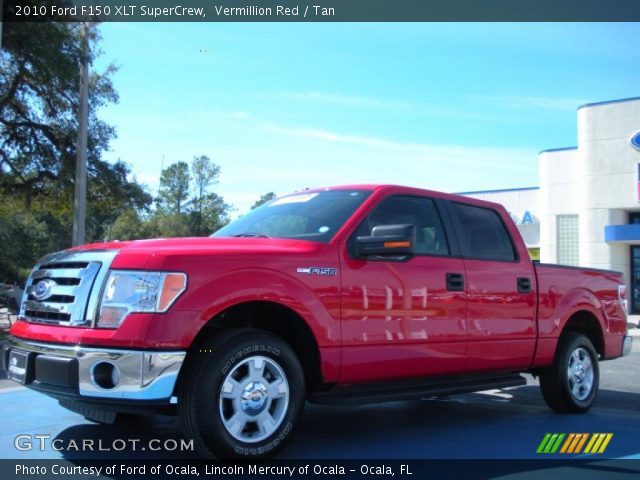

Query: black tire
[[178, 329, 305, 459], [539, 332, 599, 413]]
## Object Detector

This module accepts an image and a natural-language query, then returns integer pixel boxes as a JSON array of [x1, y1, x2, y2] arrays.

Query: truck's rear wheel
[[539, 332, 599, 413], [178, 329, 304, 459]]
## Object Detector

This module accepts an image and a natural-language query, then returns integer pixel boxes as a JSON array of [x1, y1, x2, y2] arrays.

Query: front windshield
[[212, 189, 372, 243]]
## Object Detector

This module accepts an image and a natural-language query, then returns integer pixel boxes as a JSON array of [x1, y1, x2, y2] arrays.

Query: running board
[[309, 373, 526, 405]]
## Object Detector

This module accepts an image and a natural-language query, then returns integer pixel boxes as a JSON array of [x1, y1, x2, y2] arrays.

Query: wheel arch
[[175, 300, 325, 396], [560, 309, 605, 358]]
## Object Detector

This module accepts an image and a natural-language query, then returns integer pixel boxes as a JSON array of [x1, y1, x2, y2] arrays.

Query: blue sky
[[94, 23, 640, 215]]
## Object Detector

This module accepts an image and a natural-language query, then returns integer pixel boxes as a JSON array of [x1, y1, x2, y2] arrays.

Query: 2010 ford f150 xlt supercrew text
[[2, 184, 633, 458]]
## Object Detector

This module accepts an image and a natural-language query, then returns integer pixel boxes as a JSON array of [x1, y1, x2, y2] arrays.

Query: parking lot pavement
[[0, 342, 638, 460]]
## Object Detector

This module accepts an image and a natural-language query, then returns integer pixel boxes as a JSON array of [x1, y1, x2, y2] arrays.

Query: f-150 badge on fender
[[296, 267, 337, 276]]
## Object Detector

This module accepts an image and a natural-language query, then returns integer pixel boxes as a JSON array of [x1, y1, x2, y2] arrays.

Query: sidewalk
[[627, 315, 640, 336]]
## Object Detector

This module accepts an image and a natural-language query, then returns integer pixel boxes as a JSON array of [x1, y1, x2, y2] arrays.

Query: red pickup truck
[[2, 184, 632, 458]]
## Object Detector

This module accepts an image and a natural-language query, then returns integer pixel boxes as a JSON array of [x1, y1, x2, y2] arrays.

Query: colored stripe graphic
[[538, 433, 613, 454], [537, 434, 552, 453], [560, 433, 576, 453], [584, 433, 613, 454], [537, 433, 565, 453], [561, 433, 588, 453], [574, 433, 589, 453], [597, 433, 613, 453]]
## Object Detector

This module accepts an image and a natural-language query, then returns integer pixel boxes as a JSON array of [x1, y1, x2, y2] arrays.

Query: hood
[[67, 236, 316, 256]]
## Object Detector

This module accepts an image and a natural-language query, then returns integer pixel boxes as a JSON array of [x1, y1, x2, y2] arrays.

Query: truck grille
[[20, 250, 117, 327]]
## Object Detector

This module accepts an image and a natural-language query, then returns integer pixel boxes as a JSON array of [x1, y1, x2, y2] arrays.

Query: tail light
[[618, 285, 628, 314]]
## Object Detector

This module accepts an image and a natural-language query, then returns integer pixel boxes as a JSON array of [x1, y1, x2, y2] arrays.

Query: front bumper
[[2, 337, 185, 401]]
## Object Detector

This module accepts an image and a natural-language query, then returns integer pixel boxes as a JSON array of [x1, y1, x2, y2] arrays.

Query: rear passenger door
[[339, 195, 467, 383], [446, 201, 537, 372]]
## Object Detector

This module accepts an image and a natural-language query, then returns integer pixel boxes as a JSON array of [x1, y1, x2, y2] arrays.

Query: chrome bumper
[[622, 335, 633, 357], [4, 337, 185, 401]]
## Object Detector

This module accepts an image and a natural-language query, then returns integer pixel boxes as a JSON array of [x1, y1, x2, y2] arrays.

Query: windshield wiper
[[232, 233, 271, 238]]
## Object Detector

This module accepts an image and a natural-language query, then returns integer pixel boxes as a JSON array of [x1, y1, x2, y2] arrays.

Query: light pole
[[72, 21, 89, 246]]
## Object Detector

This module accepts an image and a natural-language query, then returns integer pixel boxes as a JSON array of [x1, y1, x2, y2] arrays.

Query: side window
[[355, 196, 450, 256], [452, 202, 516, 261]]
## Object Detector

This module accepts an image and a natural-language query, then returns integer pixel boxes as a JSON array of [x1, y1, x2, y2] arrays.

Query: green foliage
[[0, 23, 152, 282], [251, 192, 276, 210], [195, 192, 232, 234], [0, 24, 245, 283], [0, 197, 69, 281], [157, 161, 191, 214], [191, 155, 221, 235], [109, 209, 154, 241], [108, 157, 233, 241], [1, 23, 119, 204]]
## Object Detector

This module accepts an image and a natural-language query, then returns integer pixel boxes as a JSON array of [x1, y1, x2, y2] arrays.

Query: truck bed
[[533, 262, 627, 364]]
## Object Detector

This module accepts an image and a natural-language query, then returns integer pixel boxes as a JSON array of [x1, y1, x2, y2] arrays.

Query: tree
[[251, 192, 276, 210], [0, 22, 152, 282], [190, 155, 221, 235], [153, 157, 232, 237], [150, 212, 192, 239], [157, 161, 191, 214], [109, 208, 158, 241], [1, 22, 119, 206], [87, 159, 152, 242], [196, 192, 232, 234]]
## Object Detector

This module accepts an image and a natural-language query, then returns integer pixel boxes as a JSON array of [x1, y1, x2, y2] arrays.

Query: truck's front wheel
[[539, 332, 599, 413], [178, 329, 305, 459]]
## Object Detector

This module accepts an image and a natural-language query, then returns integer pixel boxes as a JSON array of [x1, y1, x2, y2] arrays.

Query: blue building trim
[[604, 224, 640, 243], [578, 96, 640, 111], [539, 146, 577, 154], [457, 186, 539, 195]]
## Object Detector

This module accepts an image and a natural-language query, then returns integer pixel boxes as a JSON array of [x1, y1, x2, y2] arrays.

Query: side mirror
[[355, 224, 416, 258]]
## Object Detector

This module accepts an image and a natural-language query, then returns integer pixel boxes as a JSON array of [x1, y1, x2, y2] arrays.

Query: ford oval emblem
[[631, 130, 640, 152], [32, 279, 55, 301]]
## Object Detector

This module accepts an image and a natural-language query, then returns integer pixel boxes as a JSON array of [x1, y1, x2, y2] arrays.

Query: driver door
[[339, 195, 467, 383]]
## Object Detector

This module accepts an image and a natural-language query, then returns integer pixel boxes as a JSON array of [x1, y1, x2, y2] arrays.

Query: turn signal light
[[158, 273, 188, 311], [384, 241, 411, 248]]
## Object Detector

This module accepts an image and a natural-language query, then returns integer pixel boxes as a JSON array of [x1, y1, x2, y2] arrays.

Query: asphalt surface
[[0, 331, 638, 461]]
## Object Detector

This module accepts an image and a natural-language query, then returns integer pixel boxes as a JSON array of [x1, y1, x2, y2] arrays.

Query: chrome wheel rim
[[218, 356, 289, 443], [567, 347, 594, 401]]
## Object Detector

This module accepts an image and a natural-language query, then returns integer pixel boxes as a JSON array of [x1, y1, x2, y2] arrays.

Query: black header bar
[[3, 0, 640, 22], [2, 459, 640, 480]]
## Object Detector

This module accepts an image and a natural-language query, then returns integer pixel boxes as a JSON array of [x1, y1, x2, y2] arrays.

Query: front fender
[[143, 266, 340, 350]]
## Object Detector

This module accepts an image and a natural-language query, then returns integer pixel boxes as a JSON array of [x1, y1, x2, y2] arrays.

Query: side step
[[309, 373, 526, 405]]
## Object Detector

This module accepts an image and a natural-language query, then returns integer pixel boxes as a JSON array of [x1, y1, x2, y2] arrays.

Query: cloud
[[470, 94, 587, 111], [273, 91, 411, 109], [109, 108, 539, 216], [262, 122, 535, 174]]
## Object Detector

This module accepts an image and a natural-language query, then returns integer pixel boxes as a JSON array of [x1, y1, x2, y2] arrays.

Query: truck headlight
[[97, 271, 187, 328]]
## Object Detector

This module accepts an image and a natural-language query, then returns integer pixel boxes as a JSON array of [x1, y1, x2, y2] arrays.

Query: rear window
[[452, 203, 516, 261]]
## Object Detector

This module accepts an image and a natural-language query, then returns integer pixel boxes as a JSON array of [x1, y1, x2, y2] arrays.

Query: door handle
[[446, 273, 465, 292], [517, 277, 532, 293]]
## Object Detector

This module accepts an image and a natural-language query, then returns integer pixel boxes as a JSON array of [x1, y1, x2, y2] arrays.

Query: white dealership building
[[461, 96, 640, 313]]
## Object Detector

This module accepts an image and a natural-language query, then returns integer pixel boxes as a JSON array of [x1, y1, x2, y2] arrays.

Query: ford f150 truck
[[2, 184, 633, 458]]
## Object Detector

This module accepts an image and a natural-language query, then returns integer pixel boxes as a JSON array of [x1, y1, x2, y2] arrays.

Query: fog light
[[91, 362, 120, 389]]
